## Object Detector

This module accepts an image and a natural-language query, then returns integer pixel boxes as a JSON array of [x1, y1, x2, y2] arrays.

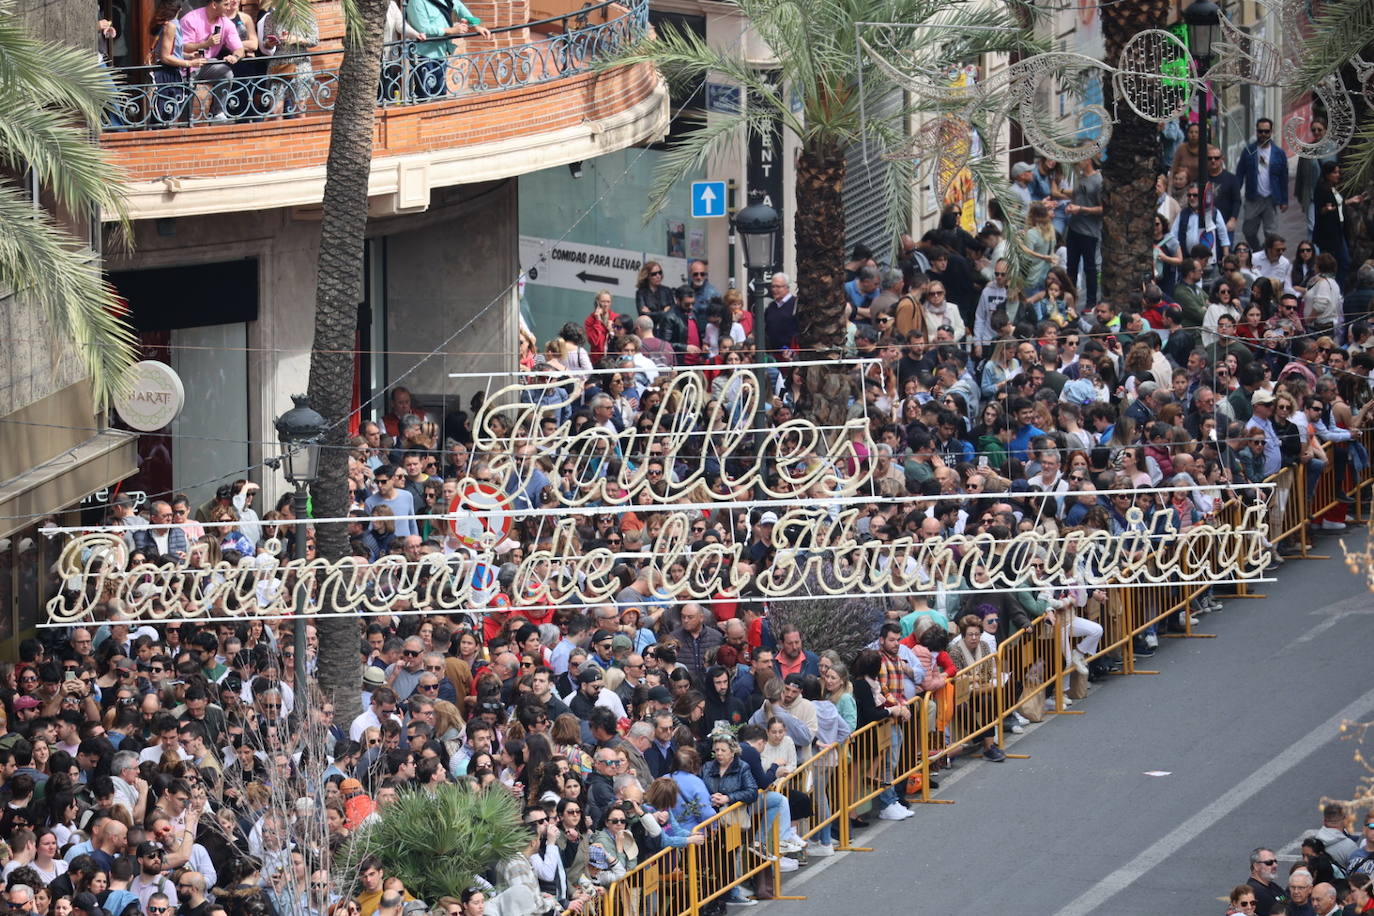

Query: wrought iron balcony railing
[[103, 0, 648, 131]]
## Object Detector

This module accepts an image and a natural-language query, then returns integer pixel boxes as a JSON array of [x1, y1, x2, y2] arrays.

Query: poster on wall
[[930, 66, 985, 234], [665, 221, 686, 258], [689, 229, 705, 259]]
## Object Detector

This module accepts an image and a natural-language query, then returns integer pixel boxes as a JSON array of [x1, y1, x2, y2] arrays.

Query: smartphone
[[978, 455, 989, 469], [64, 671, 77, 682]]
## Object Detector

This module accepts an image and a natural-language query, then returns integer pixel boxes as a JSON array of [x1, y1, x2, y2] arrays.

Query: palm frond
[[611, 23, 800, 134], [643, 109, 765, 218], [1340, 114, 1374, 194], [337, 784, 527, 900], [0, 100, 127, 226], [1291, 0, 1374, 92], [0, 182, 137, 405], [0, 11, 117, 126]]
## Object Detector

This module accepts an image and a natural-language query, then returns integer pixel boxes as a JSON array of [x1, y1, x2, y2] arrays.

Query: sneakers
[[778, 836, 805, 854], [878, 802, 914, 820], [983, 745, 1007, 762], [1319, 519, 1347, 531], [776, 855, 799, 872], [1144, 632, 1159, 649], [1012, 711, 1030, 727], [1072, 649, 1089, 676], [804, 842, 834, 857], [726, 890, 757, 906], [1009, 722, 1025, 734]]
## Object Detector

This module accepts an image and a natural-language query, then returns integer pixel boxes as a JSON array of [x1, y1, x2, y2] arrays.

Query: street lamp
[[732, 190, 781, 473], [274, 394, 326, 696], [1185, 0, 1221, 247]]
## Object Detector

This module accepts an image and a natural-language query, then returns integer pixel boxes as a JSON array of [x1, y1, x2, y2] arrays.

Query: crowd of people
[[7, 114, 1374, 916], [1230, 802, 1374, 915]]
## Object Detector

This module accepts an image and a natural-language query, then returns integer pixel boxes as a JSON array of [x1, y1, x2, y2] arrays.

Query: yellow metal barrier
[[939, 647, 1003, 766], [591, 457, 1374, 915], [689, 792, 772, 911]]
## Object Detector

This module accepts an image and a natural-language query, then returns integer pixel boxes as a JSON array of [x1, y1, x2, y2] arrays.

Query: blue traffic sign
[[691, 180, 727, 219]]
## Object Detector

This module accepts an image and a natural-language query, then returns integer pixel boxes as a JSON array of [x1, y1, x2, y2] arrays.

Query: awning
[[0, 428, 140, 540]]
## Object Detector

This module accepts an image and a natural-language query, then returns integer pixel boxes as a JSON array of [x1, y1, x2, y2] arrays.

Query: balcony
[[99, 0, 666, 220]]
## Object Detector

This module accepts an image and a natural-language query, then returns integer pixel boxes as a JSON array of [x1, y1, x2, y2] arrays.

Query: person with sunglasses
[[1238, 118, 1290, 250], [1245, 846, 1289, 915]]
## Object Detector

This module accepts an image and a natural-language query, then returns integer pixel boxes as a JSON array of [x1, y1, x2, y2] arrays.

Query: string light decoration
[[856, 0, 1367, 176]]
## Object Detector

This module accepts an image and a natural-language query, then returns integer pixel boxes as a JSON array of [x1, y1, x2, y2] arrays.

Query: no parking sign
[[448, 480, 512, 547]]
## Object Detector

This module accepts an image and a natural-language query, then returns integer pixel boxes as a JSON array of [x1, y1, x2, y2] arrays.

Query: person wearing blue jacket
[[1236, 117, 1290, 249]]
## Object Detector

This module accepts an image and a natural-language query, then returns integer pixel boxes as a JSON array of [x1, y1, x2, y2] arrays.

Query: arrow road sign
[[576, 270, 619, 285], [691, 180, 727, 218]]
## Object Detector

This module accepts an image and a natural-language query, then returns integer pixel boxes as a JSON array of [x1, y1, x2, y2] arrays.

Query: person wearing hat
[[568, 667, 605, 721], [340, 778, 374, 830], [192, 485, 235, 526], [108, 493, 149, 554], [744, 511, 778, 564], [1010, 161, 1035, 205], [1247, 388, 1282, 477], [587, 630, 616, 672], [70, 892, 102, 916], [130, 842, 175, 912], [360, 667, 386, 709]]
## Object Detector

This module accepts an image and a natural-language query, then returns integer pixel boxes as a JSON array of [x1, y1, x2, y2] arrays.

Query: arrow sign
[[691, 180, 727, 218], [576, 270, 619, 285]]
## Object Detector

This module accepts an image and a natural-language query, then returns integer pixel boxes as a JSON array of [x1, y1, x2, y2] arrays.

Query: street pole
[[727, 179, 738, 290], [292, 483, 309, 696], [1195, 72, 1208, 256], [753, 265, 769, 500]]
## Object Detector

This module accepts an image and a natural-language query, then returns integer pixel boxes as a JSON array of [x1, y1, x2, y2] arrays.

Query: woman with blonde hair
[[1019, 201, 1057, 296], [362, 505, 397, 561], [210, 506, 253, 556], [722, 287, 752, 336]]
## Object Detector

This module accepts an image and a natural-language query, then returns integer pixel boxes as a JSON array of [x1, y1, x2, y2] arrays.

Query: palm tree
[[304, 0, 390, 716], [248, 0, 386, 711], [1099, 0, 1170, 307], [611, 0, 1038, 422], [0, 5, 135, 405], [1291, 0, 1374, 194], [338, 784, 528, 901]]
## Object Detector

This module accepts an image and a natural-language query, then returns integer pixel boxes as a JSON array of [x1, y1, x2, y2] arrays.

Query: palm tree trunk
[[1100, 0, 1168, 307], [793, 145, 854, 429], [306, 0, 389, 718]]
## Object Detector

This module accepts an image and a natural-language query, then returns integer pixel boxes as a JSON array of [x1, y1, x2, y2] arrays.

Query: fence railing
[[103, 0, 647, 131], [582, 440, 1372, 913]]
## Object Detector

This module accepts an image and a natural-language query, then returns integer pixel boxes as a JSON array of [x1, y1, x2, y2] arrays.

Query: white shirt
[[1255, 143, 1272, 198], [139, 744, 192, 764], [1252, 250, 1294, 295]]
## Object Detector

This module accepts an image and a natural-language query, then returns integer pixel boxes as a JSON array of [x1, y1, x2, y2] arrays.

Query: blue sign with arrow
[[691, 180, 727, 219]]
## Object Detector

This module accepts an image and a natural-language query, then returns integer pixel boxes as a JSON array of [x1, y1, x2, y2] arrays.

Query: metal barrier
[[688, 792, 771, 911], [771, 742, 846, 850], [591, 455, 1374, 911]]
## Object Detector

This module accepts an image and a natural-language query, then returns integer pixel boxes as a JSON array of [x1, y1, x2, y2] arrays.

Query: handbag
[[1017, 659, 1047, 722], [1068, 668, 1090, 700]]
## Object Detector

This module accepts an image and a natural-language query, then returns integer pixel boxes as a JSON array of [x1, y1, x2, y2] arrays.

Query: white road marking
[[1288, 595, 1374, 647], [1057, 683, 1374, 916]]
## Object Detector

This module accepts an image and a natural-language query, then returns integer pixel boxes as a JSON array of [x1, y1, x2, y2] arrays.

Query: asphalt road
[[763, 534, 1374, 915]]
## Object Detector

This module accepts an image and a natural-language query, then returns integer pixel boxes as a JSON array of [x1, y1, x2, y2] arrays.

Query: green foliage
[[0, 3, 135, 405], [603, 0, 1040, 234], [338, 785, 528, 902], [769, 565, 887, 664]]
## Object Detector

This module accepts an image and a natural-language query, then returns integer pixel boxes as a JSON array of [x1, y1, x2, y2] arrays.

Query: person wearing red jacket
[[584, 291, 619, 364]]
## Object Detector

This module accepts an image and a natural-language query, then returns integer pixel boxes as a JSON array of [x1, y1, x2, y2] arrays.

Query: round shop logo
[[114, 360, 186, 432]]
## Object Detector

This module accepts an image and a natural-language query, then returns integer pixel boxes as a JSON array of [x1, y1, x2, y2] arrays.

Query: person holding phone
[[176, 0, 243, 121]]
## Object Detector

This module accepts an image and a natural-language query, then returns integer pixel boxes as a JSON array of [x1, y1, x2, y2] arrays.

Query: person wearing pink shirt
[[177, 0, 243, 120]]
